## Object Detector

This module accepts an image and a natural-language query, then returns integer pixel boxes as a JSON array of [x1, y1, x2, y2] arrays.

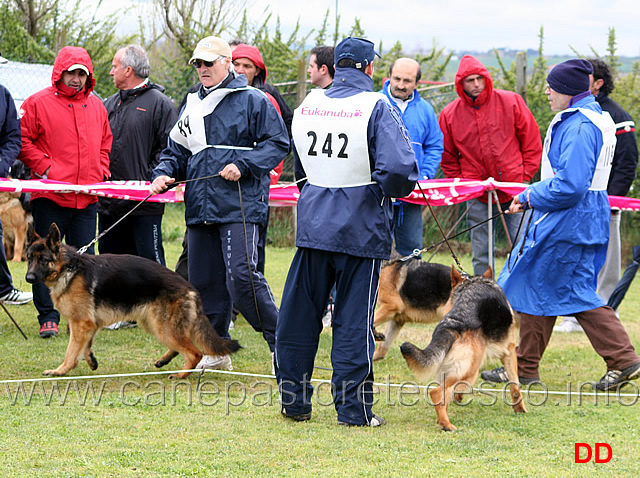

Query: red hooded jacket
[[19, 46, 112, 208], [439, 55, 541, 202], [232, 44, 287, 184]]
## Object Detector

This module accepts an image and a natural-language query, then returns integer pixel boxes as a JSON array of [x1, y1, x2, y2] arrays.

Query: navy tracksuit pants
[[276, 248, 380, 425], [187, 223, 278, 351]]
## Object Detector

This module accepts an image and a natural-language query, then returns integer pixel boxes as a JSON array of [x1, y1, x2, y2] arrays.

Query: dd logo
[[574, 443, 612, 463]]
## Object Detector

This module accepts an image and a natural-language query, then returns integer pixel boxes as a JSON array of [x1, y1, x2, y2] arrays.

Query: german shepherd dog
[[400, 267, 526, 431], [373, 257, 452, 361], [0, 191, 31, 262], [26, 223, 241, 378]]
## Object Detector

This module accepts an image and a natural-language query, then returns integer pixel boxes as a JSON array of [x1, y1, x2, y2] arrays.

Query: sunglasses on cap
[[191, 57, 224, 68]]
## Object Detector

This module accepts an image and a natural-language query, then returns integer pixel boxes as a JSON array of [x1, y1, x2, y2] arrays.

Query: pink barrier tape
[[0, 178, 183, 202], [1, 177, 638, 210]]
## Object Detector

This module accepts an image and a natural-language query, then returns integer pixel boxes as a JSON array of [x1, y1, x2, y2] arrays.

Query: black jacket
[[0, 83, 21, 177], [99, 82, 178, 216], [597, 93, 638, 197]]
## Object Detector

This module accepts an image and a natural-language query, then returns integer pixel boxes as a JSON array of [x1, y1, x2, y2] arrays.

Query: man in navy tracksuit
[[150, 37, 289, 371], [276, 37, 418, 426]]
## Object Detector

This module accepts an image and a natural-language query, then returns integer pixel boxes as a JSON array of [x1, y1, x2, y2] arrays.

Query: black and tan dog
[[26, 223, 240, 378], [400, 267, 526, 431], [373, 257, 452, 361], [0, 191, 31, 262]]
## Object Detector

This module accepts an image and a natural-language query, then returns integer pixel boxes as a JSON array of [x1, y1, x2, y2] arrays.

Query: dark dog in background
[[373, 257, 452, 361], [0, 191, 31, 261], [26, 223, 240, 378], [400, 267, 526, 431]]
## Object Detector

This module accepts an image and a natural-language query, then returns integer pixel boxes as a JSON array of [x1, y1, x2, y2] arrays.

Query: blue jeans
[[393, 202, 423, 257], [31, 199, 97, 325], [466, 198, 523, 276]]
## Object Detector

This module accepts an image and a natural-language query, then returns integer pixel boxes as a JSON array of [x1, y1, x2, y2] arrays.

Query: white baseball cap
[[67, 63, 90, 75], [189, 36, 232, 64]]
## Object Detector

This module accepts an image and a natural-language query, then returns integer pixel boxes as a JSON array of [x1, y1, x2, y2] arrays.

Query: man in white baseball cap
[[189, 36, 232, 65]]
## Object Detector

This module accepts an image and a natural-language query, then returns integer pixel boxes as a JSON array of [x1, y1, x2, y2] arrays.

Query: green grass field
[[1, 238, 639, 476]]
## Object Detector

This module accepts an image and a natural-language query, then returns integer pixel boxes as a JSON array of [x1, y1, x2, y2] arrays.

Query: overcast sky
[[101, 0, 640, 57]]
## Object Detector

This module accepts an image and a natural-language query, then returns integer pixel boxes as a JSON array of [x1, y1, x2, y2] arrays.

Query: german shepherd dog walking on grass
[[373, 257, 452, 361], [26, 223, 241, 378], [400, 267, 526, 431]]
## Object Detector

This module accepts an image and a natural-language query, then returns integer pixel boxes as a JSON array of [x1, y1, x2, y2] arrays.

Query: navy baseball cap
[[334, 37, 381, 69]]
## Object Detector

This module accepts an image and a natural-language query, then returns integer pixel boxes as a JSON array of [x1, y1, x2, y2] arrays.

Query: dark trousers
[[31, 199, 97, 325], [0, 219, 15, 297], [175, 209, 269, 280], [98, 214, 166, 265], [607, 244, 640, 311], [393, 202, 423, 257], [276, 248, 379, 425], [187, 223, 277, 351], [518, 307, 640, 378]]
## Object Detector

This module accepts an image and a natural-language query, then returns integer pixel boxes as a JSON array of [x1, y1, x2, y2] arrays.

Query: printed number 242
[[307, 131, 348, 158]]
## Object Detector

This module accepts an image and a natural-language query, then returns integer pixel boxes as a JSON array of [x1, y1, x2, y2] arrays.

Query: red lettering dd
[[574, 443, 592, 463], [595, 443, 612, 464]]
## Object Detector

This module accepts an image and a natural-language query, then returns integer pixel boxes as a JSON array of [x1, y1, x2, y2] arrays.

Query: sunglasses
[[192, 57, 225, 68]]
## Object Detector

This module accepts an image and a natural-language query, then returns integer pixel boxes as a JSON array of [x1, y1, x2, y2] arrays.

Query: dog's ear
[[46, 223, 62, 253], [450, 265, 463, 288], [27, 224, 40, 245], [481, 266, 494, 280]]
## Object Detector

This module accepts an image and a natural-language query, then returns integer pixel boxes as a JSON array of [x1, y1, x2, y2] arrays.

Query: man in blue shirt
[[382, 58, 443, 256]]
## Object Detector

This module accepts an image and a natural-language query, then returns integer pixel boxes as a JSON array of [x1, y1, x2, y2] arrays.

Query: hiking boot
[[281, 409, 311, 422], [481, 366, 540, 385], [594, 362, 640, 391], [553, 316, 584, 333], [39, 321, 59, 338], [196, 354, 233, 371], [338, 414, 386, 427], [104, 320, 137, 330], [1, 288, 33, 305]]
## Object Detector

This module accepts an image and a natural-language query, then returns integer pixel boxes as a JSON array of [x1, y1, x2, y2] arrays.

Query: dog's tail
[[194, 319, 242, 357], [400, 325, 457, 382], [191, 295, 242, 357]]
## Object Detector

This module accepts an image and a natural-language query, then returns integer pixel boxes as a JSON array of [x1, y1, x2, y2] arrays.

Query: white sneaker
[[0, 288, 33, 305], [196, 354, 233, 371], [553, 316, 584, 333], [104, 321, 137, 330]]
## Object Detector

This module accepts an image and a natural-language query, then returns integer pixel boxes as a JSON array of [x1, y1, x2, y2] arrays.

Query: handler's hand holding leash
[[149, 175, 176, 195]]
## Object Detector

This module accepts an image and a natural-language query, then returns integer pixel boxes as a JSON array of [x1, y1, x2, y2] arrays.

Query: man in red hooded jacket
[[19, 46, 112, 338], [439, 55, 542, 276], [232, 43, 293, 184]]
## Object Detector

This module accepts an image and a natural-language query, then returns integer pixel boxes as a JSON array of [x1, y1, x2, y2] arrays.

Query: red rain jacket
[[439, 55, 541, 202], [19, 46, 112, 208], [232, 44, 288, 184]]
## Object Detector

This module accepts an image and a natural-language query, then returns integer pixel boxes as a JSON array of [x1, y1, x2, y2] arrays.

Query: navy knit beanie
[[547, 59, 593, 96]]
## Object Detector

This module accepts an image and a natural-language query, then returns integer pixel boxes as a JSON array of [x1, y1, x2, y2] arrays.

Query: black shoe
[[481, 366, 539, 385], [338, 414, 386, 427], [281, 409, 311, 422], [594, 362, 640, 391]]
